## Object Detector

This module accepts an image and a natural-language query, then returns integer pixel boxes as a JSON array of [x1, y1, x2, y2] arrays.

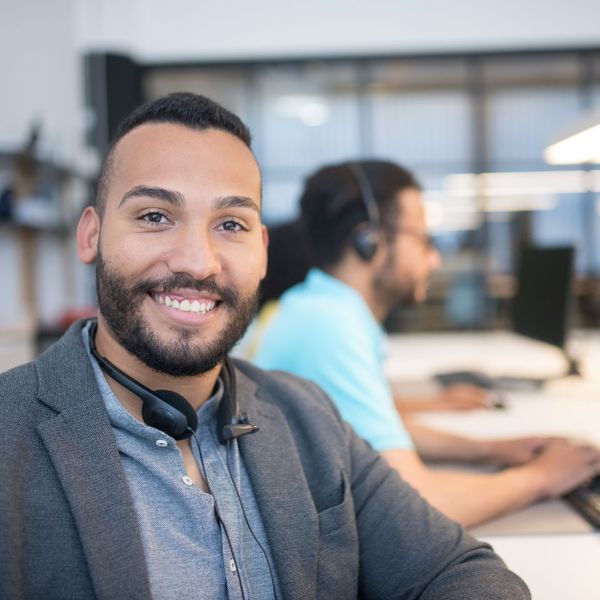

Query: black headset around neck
[[349, 162, 382, 262], [89, 321, 276, 600], [88, 321, 259, 443]]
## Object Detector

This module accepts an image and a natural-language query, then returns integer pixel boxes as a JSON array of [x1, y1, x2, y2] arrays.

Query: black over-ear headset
[[349, 162, 382, 261], [88, 321, 259, 443], [89, 321, 277, 600]]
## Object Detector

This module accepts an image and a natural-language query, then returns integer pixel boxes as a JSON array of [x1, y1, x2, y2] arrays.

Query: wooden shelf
[[0, 149, 84, 180], [0, 152, 90, 337]]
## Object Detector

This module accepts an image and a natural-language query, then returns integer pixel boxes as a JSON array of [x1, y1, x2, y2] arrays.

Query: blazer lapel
[[33, 323, 319, 599], [236, 369, 319, 600], [35, 322, 151, 600]]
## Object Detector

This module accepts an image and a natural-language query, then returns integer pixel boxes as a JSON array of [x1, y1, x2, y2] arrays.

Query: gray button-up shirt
[[83, 324, 278, 600]]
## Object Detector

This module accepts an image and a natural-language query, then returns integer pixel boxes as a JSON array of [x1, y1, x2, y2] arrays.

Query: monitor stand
[[565, 353, 581, 377]]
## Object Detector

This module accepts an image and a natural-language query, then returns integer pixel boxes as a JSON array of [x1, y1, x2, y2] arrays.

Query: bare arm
[[405, 419, 549, 466], [381, 440, 600, 528], [394, 383, 495, 413]]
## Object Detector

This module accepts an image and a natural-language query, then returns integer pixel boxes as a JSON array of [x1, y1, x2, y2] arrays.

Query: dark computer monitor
[[512, 245, 575, 349], [436, 245, 577, 392]]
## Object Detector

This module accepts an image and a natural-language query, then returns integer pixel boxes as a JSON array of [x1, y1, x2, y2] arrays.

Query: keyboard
[[435, 370, 545, 392], [435, 370, 495, 390], [434, 370, 506, 409], [564, 476, 600, 529]]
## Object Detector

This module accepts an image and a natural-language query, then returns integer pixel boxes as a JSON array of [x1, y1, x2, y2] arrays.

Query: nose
[[166, 225, 222, 281]]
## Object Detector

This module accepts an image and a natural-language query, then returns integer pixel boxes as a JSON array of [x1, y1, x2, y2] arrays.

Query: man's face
[[372, 187, 441, 309], [78, 123, 267, 376]]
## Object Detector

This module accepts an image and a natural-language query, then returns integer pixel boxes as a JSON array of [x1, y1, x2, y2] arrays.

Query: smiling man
[[0, 93, 530, 600]]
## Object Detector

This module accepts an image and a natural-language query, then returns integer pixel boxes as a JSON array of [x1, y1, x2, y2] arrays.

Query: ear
[[259, 224, 269, 280], [353, 225, 382, 262], [372, 230, 391, 265], [77, 206, 100, 264]]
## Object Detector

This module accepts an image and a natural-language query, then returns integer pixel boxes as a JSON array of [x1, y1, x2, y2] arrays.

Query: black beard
[[95, 252, 259, 377], [372, 253, 416, 315]]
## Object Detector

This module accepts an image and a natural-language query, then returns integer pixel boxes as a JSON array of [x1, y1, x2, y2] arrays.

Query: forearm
[[415, 465, 546, 527], [381, 447, 548, 528], [393, 383, 492, 414], [394, 395, 443, 414], [405, 419, 493, 464]]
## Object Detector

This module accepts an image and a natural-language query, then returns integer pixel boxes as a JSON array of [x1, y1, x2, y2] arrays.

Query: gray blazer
[[0, 320, 529, 599]]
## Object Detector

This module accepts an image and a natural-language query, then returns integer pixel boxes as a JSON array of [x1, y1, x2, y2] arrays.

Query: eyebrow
[[213, 195, 260, 214], [119, 186, 184, 207], [119, 186, 260, 214]]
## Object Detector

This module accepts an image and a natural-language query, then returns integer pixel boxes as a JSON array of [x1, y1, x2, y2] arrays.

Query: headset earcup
[[353, 228, 378, 261], [143, 390, 198, 440]]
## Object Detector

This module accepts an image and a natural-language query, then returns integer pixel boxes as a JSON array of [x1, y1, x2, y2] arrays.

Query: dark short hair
[[95, 92, 253, 216], [259, 218, 311, 308], [299, 160, 421, 269]]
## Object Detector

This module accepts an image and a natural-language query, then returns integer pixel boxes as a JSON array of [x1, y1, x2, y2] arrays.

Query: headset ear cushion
[[353, 228, 379, 261], [144, 389, 199, 440]]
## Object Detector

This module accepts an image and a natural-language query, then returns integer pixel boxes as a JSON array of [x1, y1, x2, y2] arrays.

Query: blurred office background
[[2, 0, 600, 368]]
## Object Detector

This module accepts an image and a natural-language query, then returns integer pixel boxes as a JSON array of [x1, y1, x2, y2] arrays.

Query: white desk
[[385, 330, 600, 600]]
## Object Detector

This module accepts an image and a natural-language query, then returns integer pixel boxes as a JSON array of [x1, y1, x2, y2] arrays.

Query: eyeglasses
[[396, 226, 438, 252]]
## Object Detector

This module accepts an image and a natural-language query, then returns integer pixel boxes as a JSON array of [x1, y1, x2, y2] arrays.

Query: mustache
[[132, 274, 239, 306]]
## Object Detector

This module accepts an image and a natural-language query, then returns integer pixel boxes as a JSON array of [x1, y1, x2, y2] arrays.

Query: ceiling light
[[544, 111, 600, 165]]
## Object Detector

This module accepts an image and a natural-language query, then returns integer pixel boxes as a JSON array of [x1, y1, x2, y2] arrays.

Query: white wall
[[2, 0, 598, 164], [0, 0, 85, 166], [78, 0, 600, 62], [0, 0, 91, 333]]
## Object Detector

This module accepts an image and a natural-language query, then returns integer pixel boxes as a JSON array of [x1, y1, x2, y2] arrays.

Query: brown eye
[[220, 220, 245, 232], [140, 211, 168, 225]]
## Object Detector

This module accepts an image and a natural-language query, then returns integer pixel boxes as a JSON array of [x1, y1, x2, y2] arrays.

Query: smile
[[152, 293, 217, 314]]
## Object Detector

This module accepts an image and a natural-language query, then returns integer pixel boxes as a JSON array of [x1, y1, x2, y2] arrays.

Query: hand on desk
[[483, 436, 548, 467], [526, 438, 600, 498], [391, 429, 600, 527], [382, 436, 600, 528], [396, 383, 498, 414], [481, 436, 600, 477]]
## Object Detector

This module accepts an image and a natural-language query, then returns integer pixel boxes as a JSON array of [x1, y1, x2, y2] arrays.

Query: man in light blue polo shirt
[[254, 160, 600, 528], [256, 268, 412, 452]]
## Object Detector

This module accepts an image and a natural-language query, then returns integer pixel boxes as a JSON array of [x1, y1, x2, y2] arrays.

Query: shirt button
[[229, 558, 237, 573], [155, 439, 168, 448], [182, 475, 194, 486]]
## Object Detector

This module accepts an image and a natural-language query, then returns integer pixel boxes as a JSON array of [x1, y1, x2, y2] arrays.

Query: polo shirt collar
[[302, 268, 384, 339]]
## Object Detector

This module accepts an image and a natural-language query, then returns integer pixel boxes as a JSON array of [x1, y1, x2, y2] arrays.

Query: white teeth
[[156, 294, 216, 314]]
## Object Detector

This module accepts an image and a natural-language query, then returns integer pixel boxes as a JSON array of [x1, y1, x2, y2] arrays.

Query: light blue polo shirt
[[254, 268, 413, 452]]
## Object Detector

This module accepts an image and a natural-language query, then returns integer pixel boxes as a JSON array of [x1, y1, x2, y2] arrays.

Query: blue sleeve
[[255, 304, 413, 452]]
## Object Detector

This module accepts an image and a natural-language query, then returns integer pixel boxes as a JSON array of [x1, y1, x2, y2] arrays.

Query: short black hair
[[259, 218, 311, 308], [95, 92, 253, 216], [299, 160, 421, 269]]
